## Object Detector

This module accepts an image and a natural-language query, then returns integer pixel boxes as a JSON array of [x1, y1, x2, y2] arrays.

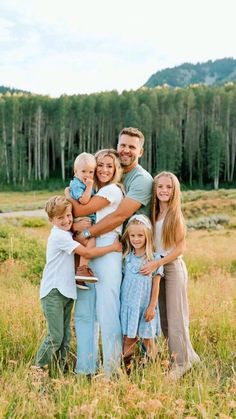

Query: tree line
[[0, 83, 236, 189]]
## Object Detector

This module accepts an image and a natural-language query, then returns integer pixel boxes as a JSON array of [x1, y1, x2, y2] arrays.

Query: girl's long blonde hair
[[122, 217, 155, 261], [151, 171, 186, 250]]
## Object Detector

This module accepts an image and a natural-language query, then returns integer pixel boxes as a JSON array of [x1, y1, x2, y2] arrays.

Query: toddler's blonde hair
[[74, 152, 96, 173]]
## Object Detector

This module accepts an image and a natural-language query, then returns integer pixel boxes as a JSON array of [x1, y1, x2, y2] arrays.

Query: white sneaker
[[75, 266, 98, 283], [168, 363, 192, 380], [76, 282, 90, 290]]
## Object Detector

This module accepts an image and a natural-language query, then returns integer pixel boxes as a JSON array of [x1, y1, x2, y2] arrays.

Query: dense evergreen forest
[[0, 83, 236, 189]]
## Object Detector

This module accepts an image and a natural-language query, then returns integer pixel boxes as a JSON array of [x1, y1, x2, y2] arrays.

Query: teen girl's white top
[[95, 183, 123, 237], [40, 226, 79, 300], [155, 219, 173, 256]]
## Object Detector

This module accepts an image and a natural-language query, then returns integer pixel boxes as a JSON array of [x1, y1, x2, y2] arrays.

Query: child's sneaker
[[75, 266, 98, 283], [76, 280, 90, 290]]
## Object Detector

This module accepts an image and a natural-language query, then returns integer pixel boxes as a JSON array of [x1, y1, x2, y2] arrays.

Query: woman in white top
[[140, 171, 200, 380], [68, 149, 124, 377]]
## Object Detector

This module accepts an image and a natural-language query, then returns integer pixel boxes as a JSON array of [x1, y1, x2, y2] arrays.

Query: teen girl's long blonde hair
[[151, 171, 186, 250], [122, 216, 155, 261]]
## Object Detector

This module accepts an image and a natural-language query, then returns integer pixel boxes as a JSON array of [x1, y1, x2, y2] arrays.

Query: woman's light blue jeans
[[74, 233, 122, 376]]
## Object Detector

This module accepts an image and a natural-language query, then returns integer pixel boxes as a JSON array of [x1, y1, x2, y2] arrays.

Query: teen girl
[[140, 171, 200, 379], [120, 214, 163, 374]]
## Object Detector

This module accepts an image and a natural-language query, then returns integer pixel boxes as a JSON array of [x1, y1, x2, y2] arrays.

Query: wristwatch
[[82, 229, 92, 239]]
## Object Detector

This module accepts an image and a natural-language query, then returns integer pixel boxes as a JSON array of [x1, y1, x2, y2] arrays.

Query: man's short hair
[[45, 196, 72, 219], [118, 127, 145, 147]]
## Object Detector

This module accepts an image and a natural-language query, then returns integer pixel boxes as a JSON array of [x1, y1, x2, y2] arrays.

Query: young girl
[[120, 214, 163, 374], [140, 171, 200, 380]]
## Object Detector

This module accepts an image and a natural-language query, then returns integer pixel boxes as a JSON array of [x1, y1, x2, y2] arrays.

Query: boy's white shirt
[[40, 226, 79, 300]]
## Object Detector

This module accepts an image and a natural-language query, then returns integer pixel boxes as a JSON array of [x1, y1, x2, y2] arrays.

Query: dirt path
[[0, 209, 46, 218]]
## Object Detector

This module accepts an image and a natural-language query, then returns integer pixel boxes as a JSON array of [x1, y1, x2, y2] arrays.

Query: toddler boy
[[69, 152, 97, 290]]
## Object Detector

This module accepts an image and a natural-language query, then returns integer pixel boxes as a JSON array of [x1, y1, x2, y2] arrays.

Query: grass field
[[0, 190, 236, 418]]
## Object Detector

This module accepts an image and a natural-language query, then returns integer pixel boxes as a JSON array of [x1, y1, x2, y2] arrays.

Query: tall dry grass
[[0, 190, 236, 417]]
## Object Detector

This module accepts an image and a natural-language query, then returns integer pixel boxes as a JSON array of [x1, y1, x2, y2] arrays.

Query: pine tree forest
[[1, 83, 236, 189]]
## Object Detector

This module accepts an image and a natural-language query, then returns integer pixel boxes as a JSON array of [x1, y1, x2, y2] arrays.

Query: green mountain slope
[[144, 57, 236, 88]]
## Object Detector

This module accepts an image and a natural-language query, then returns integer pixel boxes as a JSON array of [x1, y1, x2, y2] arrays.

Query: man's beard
[[120, 156, 135, 167]]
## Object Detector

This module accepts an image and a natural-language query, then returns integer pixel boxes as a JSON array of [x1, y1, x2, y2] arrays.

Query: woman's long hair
[[94, 148, 123, 189], [151, 171, 185, 250]]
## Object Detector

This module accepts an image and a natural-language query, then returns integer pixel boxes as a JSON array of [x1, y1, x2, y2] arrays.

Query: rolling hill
[[144, 57, 236, 88]]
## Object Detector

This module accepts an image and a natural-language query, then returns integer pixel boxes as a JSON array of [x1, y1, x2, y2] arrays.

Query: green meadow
[[0, 190, 236, 418]]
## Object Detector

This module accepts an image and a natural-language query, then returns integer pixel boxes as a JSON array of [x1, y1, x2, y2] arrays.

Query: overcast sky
[[1, 0, 236, 97]]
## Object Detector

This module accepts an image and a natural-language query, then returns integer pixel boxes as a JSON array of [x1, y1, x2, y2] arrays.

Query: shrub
[[21, 218, 47, 228], [0, 226, 10, 239], [187, 214, 230, 230], [0, 225, 45, 283], [230, 259, 236, 274]]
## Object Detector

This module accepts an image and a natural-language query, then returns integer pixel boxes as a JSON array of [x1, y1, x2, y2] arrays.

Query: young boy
[[33, 195, 121, 374], [69, 152, 97, 290]]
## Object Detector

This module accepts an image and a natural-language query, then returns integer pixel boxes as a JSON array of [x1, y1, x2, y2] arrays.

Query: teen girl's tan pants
[[159, 257, 199, 366]]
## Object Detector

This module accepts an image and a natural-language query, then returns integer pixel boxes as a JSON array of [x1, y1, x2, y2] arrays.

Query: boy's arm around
[[73, 238, 122, 259]]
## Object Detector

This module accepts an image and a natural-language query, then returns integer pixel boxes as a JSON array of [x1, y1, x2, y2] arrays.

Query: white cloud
[[0, 17, 15, 42], [0, 0, 236, 96]]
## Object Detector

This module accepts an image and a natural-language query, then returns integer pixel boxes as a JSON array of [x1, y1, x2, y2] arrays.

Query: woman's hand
[[140, 260, 161, 276], [112, 239, 123, 252], [145, 305, 155, 322], [64, 187, 72, 201], [73, 218, 91, 232]]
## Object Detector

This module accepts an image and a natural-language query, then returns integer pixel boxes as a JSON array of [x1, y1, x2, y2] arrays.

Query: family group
[[32, 127, 200, 381]]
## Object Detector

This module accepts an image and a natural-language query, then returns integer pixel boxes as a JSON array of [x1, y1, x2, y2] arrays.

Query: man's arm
[[88, 196, 141, 237], [76, 196, 142, 244]]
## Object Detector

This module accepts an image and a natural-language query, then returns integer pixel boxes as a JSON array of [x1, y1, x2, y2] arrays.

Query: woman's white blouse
[[96, 183, 123, 237]]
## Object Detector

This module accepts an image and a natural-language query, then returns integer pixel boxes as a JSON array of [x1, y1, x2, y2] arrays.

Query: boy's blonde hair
[[45, 196, 72, 219], [118, 127, 145, 148], [151, 171, 186, 249], [74, 152, 96, 173], [122, 215, 155, 261], [95, 148, 123, 186]]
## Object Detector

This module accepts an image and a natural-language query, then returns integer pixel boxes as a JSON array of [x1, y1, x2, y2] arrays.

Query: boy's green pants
[[35, 288, 74, 370]]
